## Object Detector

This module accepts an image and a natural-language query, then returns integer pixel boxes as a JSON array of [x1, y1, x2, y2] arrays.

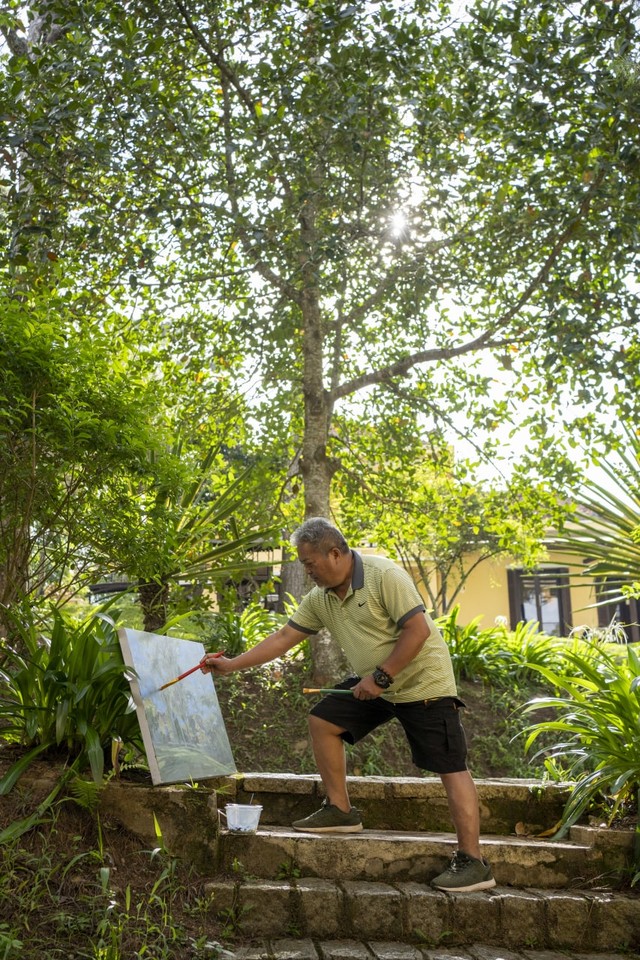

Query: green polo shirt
[[288, 551, 457, 702]]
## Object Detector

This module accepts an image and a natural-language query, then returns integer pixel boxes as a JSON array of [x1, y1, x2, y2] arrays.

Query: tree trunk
[[139, 579, 170, 634], [278, 546, 306, 609], [297, 197, 347, 683]]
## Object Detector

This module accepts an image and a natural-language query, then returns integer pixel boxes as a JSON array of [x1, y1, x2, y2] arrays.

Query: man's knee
[[308, 713, 347, 738]]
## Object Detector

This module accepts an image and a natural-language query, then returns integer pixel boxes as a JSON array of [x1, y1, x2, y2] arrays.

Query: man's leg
[[439, 769, 482, 859], [308, 714, 351, 812], [432, 769, 495, 890], [292, 714, 363, 832]]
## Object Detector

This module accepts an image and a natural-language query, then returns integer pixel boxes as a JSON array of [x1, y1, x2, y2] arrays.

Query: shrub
[[435, 606, 504, 683], [522, 639, 640, 835], [495, 619, 564, 683], [201, 592, 286, 657], [0, 608, 142, 789]]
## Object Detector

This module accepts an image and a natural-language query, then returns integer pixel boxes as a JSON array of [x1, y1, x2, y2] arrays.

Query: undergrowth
[[0, 801, 229, 960]]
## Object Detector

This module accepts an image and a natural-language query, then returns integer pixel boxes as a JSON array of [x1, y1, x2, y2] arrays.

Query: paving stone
[[368, 943, 423, 960], [468, 946, 525, 960], [270, 938, 319, 959], [398, 882, 451, 945], [490, 888, 545, 950], [572, 953, 640, 960], [202, 879, 238, 916], [346, 777, 387, 800], [319, 941, 372, 960], [385, 778, 442, 799], [542, 889, 594, 950], [343, 881, 404, 940], [584, 891, 640, 952], [242, 774, 319, 796], [448, 891, 501, 946], [238, 880, 294, 938], [418, 949, 476, 960], [524, 953, 637, 960], [295, 878, 345, 938], [229, 945, 272, 960]]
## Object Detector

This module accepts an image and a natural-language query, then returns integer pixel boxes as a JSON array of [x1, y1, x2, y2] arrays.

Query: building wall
[[270, 543, 602, 633], [435, 549, 600, 631]]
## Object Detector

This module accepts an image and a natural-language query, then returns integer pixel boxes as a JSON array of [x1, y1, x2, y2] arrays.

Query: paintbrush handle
[[159, 653, 223, 691], [158, 663, 200, 691]]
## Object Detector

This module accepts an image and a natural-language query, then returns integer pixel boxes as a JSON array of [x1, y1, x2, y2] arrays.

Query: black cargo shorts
[[309, 677, 468, 774]]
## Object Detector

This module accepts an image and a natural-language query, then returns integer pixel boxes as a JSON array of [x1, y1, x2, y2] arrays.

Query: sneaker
[[430, 851, 496, 892], [292, 799, 363, 833]]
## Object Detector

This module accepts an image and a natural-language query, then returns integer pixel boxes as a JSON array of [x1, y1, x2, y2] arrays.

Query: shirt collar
[[351, 550, 364, 590]]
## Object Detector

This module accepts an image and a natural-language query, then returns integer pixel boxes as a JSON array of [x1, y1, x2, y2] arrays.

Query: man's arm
[[352, 611, 430, 700], [200, 622, 309, 676]]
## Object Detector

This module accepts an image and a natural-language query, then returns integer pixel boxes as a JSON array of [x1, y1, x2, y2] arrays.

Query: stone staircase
[[200, 773, 639, 955]]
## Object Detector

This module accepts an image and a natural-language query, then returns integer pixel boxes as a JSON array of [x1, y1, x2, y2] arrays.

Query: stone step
[[203, 875, 640, 953], [223, 774, 573, 836], [230, 938, 638, 960], [216, 825, 620, 889]]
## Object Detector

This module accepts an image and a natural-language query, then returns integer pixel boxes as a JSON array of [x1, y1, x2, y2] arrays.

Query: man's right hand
[[199, 622, 309, 677], [200, 652, 234, 675]]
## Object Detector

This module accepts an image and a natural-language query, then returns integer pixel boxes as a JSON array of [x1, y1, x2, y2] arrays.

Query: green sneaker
[[292, 799, 363, 833], [431, 851, 496, 892]]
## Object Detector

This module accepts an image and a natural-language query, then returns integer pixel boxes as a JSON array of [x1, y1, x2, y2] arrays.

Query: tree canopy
[[1, 0, 638, 634]]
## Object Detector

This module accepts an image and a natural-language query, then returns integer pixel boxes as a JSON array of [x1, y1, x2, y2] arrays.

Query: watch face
[[373, 669, 391, 688]]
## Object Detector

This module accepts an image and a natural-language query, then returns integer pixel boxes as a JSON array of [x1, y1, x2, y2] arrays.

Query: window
[[507, 567, 572, 637], [595, 579, 640, 644]]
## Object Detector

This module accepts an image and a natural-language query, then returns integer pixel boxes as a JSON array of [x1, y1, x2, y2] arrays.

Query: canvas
[[118, 628, 237, 785]]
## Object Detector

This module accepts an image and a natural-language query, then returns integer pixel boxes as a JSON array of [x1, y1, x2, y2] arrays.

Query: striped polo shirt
[[288, 551, 457, 703]]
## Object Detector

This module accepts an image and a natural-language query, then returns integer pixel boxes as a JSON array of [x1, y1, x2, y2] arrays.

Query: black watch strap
[[372, 666, 394, 689]]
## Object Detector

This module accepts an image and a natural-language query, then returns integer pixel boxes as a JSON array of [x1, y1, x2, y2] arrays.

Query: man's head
[[291, 518, 351, 589]]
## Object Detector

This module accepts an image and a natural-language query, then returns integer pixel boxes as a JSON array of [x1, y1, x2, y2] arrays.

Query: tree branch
[[171, 0, 294, 202], [332, 172, 605, 403]]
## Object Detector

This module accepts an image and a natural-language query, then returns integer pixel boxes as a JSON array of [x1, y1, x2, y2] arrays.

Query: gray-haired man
[[202, 517, 495, 892]]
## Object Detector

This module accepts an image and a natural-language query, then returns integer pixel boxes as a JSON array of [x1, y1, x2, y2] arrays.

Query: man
[[201, 517, 495, 893]]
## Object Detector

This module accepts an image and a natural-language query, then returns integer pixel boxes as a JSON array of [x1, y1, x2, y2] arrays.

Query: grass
[[0, 798, 229, 960]]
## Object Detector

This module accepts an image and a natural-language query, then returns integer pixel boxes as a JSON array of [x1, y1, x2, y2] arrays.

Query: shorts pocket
[[444, 713, 467, 757]]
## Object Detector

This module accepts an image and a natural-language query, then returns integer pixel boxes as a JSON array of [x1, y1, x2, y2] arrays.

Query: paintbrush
[[302, 687, 355, 695], [158, 652, 223, 691]]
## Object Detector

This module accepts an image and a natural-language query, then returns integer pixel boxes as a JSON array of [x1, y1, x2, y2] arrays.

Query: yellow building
[[255, 542, 640, 643], [355, 544, 640, 641], [405, 548, 639, 642]]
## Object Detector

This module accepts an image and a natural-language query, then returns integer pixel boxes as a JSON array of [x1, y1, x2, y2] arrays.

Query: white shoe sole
[[292, 822, 364, 833], [432, 876, 496, 892]]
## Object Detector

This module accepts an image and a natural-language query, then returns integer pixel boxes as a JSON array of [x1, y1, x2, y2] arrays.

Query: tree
[[90, 439, 278, 632], [334, 429, 567, 615], [4, 0, 638, 521], [0, 289, 159, 621], [0, 284, 280, 637], [0, 1, 282, 633], [3, 0, 639, 674]]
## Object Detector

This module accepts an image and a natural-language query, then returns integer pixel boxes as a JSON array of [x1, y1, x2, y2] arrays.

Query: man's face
[[297, 542, 345, 588]]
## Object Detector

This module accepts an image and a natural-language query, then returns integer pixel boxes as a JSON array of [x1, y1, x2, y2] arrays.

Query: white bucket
[[224, 803, 263, 833]]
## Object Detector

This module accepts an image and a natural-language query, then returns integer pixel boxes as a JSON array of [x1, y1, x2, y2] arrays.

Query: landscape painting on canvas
[[118, 628, 236, 785]]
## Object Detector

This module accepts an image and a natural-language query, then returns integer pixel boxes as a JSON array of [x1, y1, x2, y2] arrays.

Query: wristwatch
[[372, 666, 394, 689]]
